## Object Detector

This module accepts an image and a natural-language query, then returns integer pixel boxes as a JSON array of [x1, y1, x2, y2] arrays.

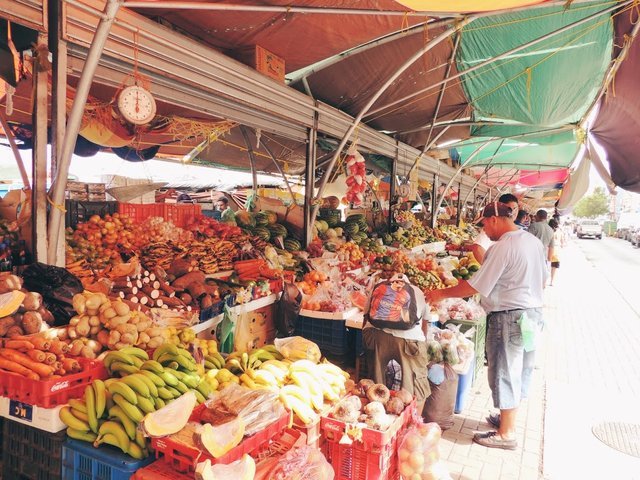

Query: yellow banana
[[140, 360, 165, 374], [241, 352, 249, 371], [112, 394, 144, 423], [135, 394, 156, 414], [85, 385, 99, 433], [105, 390, 115, 411], [158, 371, 179, 387], [127, 441, 145, 460], [94, 433, 129, 453], [195, 380, 212, 398], [71, 408, 89, 423], [191, 389, 206, 404], [66, 427, 97, 443], [153, 396, 166, 409], [157, 387, 174, 400], [172, 381, 189, 394], [110, 362, 139, 376], [253, 369, 278, 387], [132, 373, 158, 397], [152, 344, 179, 362], [165, 386, 181, 398], [135, 429, 147, 450], [68, 399, 87, 414], [138, 369, 166, 387], [108, 405, 137, 440], [106, 381, 138, 405], [240, 373, 258, 389], [104, 351, 135, 369], [60, 406, 90, 431], [281, 385, 312, 406], [118, 347, 149, 361], [282, 394, 318, 424], [99, 421, 130, 450], [92, 380, 106, 419]]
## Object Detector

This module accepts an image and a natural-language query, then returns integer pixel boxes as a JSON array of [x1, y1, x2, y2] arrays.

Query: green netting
[[455, 136, 580, 170], [458, 1, 613, 128]]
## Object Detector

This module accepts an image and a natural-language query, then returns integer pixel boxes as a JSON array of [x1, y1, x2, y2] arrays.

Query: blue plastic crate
[[295, 316, 349, 356], [199, 293, 237, 321], [62, 439, 154, 480], [351, 328, 364, 357]]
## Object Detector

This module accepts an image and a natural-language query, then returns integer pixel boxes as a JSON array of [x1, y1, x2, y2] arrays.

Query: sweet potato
[[0, 316, 16, 337], [167, 258, 195, 278], [171, 271, 206, 291], [22, 311, 43, 335], [6, 325, 24, 338]]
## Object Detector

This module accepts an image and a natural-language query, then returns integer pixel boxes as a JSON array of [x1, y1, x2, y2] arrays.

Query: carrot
[[43, 352, 57, 365], [0, 358, 40, 380], [49, 341, 69, 356], [62, 358, 81, 373], [27, 350, 46, 363], [4, 340, 35, 351], [31, 337, 51, 351], [53, 361, 65, 376], [0, 349, 55, 378]]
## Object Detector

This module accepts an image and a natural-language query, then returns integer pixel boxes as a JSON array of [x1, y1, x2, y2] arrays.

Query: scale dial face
[[117, 85, 157, 125], [397, 183, 411, 197]]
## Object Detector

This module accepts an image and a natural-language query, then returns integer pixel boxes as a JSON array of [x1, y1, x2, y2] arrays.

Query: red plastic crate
[[320, 397, 416, 480], [0, 358, 107, 408], [151, 403, 289, 473], [118, 203, 165, 223], [292, 415, 324, 449], [162, 204, 202, 228], [131, 460, 193, 480]]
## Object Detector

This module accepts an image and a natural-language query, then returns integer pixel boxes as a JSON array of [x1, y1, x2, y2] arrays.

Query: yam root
[[37, 306, 55, 324], [0, 274, 22, 293], [200, 294, 214, 310], [179, 293, 193, 305], [167, 258, 195, 278], [186, 282, 207, 301], [171, 271, 206, 291]]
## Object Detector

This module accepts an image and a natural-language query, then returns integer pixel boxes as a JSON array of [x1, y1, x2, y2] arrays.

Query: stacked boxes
[[65, 182, 106, 202]]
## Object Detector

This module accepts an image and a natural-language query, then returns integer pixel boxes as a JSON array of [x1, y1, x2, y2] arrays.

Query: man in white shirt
[[470, 193, 519, 264], [426, 202, 547, 450]]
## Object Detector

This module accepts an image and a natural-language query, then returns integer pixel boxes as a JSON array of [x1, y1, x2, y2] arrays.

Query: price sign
[[9, 399, 33, 422]]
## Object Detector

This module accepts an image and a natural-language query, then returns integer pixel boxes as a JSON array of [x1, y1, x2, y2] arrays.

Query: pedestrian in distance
[[425, 202, 548, 450], [528, 209, 555, 265], [548, 219, 565, 286]]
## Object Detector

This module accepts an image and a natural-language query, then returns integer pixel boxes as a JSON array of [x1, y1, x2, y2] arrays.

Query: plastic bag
[[426, 340, 443, 363], [274, 336, 321, 363], [398, 421, 452, 480], [423, 363, 458, 431], [22, 262, 83, 325], [268, 445, 334, 480], [275, 282, 302, 336], [216, 304, 237, 354], [205, 384, 287, 437]]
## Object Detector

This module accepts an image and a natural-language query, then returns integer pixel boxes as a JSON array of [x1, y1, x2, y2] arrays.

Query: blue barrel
[[454, 355, 475, 414]]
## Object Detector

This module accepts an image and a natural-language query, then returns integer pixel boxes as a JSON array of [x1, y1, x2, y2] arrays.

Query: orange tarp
[[394, 0, 547, 12]]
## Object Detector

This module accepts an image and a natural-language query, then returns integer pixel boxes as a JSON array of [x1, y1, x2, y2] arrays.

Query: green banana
[[196, 379, 212, 398], [140, 360, 165, 374], [106, 381, 138, 405], [68, 399, 87, 414], [120, 375, 151, 398], [99, 421, 130, 451], [118, 347, 149, 361], [165, 386, 181, 398], [60, 406, 90, 431], [133, 373, 158, 397], [152, 344, 179, 361], [138, 369, 166, 387], [85, 385, 99, 433], [158, 371, 179, 387], [108, 405, 137, 440], [136, 394, 156, 414], [173, 381, 189, 394], [127, 442, 145, 460], [129, 355, 144, 368], [204, 360, 216, 370], [110, 362, 140, 376], [104, 351, 135, 369], [112, 394, 144, 423], [94, 433, 129, 453], [173, 354, 197, 371], [180, 374, 200, 389], [191, 389, 205, 404], [92, 379, 107, 419], [153, 396, 166, 409], [66, 427, 97, 442], [157, 387, 174, 400]]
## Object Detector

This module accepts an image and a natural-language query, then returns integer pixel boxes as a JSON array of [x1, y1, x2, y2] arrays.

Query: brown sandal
[[473, 431, 517, 450]]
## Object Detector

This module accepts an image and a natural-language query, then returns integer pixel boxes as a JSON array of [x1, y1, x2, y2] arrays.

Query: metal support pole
[[0, 113, 30, 189], [32, 37, 49, 262], [47, 0, 122, 264], [304, 113, 319, 247], [366, 0, 631, 118], [456, 182, 462, 226], [311, 17, 475, 223], [239, 125, 259, 204], [430, 173, 438, 229], [389, 142, 398, 233]]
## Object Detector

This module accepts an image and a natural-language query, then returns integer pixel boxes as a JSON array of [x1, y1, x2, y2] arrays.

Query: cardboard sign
[[255, 45, 285, 82]]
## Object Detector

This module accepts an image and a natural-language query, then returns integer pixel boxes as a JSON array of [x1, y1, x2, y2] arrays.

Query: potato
[[72, 294, 87, 315], [84, 294, 102, 311], [22, 292, 43, 312], [76, 316, 91, 336], [69, 339, 84, 356], [88, 315, 100, 327], [89, 325, 101, 335], [0, 316, 16, 336], [22, 311, 43, 335], [113, 301, 130, 317], [80, 345, 96, 359]]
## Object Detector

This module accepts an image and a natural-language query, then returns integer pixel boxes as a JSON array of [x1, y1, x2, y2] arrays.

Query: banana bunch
[[278, 360, 349, 424], [224, 345, 283, 374], [193, 338, 219, 357]]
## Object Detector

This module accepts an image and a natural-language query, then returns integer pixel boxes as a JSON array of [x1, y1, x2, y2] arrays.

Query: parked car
[[630, 228, 640, 247], [576, 219, 603, 239]]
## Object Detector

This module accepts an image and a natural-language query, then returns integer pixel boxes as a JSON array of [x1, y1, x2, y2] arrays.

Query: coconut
[[366, 383, 391, 404]]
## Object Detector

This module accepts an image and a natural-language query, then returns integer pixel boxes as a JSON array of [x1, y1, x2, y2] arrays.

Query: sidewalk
[[440, 239, 640, 479]]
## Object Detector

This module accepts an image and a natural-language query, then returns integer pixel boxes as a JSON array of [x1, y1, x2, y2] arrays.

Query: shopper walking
[[470, 193, 519, 264], [548, 219, 565, 286], [528, 209, 555, 263], [426, 202, 547, 450]]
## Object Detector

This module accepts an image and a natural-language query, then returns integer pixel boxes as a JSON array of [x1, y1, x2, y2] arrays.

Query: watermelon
[[254, 212, 270, 226], [268, 223, 288, 238], [325, 228, 338, 239], [253, 227, 271, 241], [345, 223, 359, 236], [235, 211, 256, 228], [352, 232, 368, 243], [263, 210, 278, 224], [324, 241, 337, 252], [284, 238, 302, 252], [314, 220, 329, 233]]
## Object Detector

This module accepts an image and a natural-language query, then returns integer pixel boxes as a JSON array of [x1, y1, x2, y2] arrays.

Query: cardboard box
[[66, 181, 87, 193], [86, 183, 106, 194], [66, 191, 88, 201], [87, 192, 106, 202], [0, 189, 26, 221]]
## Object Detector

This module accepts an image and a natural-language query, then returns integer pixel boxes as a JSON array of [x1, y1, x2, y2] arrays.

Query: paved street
[[440, 234, 640, 479]]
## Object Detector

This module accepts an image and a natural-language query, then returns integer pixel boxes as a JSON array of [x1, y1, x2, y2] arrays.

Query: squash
[[194, 416, 245, 458], [142, 391, 197, 437]]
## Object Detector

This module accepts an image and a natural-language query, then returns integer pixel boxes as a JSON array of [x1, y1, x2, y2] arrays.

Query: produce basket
[[151, 404, 290, 473], [320, 396, 416, 480], [0, 357, 107, 408], [65, 200, 118, 229], [62, 439, 155, 480], [2, 418, 66, 480]]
